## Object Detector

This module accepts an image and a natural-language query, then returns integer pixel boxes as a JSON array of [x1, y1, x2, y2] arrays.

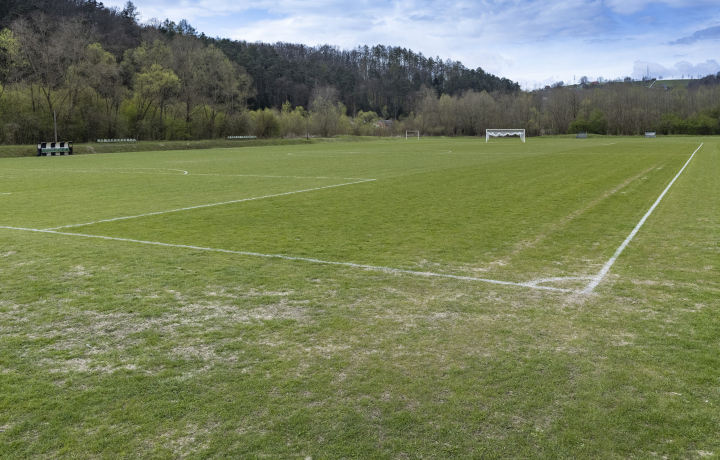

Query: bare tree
[[12, 13, 95, 136]]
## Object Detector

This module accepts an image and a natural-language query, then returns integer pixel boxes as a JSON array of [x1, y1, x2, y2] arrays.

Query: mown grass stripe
[[582, 143, 703, 294]]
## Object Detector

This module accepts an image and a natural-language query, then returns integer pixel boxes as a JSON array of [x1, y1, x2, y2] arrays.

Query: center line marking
[[43, 179, 377, 230]]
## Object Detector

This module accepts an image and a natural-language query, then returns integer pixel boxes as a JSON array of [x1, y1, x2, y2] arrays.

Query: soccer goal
[[406, 130, 420, 140], [486, 129, 525, 143]]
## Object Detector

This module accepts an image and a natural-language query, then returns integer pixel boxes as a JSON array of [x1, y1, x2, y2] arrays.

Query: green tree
[[279, 101, 307, 137], [251, 108, 281, 138], [0, 28, 25, 86], [310, 86, 344, 137], [124, 64, 180, 139]]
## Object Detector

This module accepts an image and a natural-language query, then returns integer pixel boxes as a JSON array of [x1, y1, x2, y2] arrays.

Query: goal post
[[406, 130, 420, 140], [485, 129, 525, 143]]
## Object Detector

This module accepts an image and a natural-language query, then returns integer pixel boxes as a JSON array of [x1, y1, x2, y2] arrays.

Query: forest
[[0, 0, 719, 145]]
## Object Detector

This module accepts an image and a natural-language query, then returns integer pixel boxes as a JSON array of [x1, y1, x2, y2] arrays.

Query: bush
[[567, 109, 606, 135], [251, 108, 282, 138]]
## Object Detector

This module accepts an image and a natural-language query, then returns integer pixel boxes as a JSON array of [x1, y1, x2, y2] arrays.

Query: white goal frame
[[486, 129, 525, 143], [406, 130, 420, 140]]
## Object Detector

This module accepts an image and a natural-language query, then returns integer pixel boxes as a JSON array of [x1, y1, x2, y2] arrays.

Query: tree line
[[0, 0, 719, 145], [209, 39, 520, 116]]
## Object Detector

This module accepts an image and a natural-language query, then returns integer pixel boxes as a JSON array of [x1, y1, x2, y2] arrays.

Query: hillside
[[0, 0, 518, 118]]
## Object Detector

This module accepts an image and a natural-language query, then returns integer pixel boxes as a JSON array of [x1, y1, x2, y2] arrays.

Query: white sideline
[[44, 179, 376, 230], [0, 225, 570, 292], [581, 143, 703, 294]]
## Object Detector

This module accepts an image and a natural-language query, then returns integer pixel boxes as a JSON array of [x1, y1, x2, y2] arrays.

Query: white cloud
[[602, 0, 719, 14], [632, 59, 720, 79], [670, 25, 720, 45]]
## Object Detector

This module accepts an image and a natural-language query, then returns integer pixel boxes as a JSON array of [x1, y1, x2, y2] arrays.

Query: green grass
[[652, 79, 693, 89], [1, 136, 718, 458]]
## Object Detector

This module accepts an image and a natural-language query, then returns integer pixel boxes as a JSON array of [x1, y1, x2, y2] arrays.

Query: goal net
[[486, 129, 525, 143], [406, 130, 420, 140]]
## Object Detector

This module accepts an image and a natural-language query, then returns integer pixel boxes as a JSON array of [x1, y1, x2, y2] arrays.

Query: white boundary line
[[0, 225, 570, 292], [581, 143, 703, 294], [44, 179, 376, 230]]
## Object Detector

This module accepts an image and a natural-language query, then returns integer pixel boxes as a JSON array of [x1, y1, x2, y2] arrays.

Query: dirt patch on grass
[[39, 357, 138, 374], [157, 422, 218, 459], [4, 286, 314, 375]]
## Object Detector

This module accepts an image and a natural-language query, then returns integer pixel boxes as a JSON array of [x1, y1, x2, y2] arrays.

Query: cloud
[[670, 25, 720, 45], [632, 59, 720, 79], [603, 0, 720, 14], [584, 38, 622, 44]]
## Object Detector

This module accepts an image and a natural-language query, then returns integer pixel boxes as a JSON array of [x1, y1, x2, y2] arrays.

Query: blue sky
[[104, 0, 720, 88]]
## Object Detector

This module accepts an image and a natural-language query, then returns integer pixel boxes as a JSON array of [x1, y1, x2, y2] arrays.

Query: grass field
[[1, 136, 718, 458]]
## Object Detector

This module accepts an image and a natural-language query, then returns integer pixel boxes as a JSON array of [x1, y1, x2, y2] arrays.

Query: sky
[[102, 0, 720, 89]]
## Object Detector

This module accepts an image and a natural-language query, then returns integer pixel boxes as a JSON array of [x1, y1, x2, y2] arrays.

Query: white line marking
[[190, 173, 370, 180], [0, 225, 570, 292], [43, 179, 377, 230], [0, 193, 10, 195], [287, 153, 351, 158], [3, 168, 366, 181], [117, 168, 189, 175], [143, 168, 188, 174], [582, 143, 702, 294]]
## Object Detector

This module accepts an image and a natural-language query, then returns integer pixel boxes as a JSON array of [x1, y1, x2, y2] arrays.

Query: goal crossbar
[[486, 129, 525, 143]]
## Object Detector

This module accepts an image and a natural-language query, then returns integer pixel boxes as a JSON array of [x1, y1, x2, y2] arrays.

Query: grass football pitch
[[1, 136, 718, 457]]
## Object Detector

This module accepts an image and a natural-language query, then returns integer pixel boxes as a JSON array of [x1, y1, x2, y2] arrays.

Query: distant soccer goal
[[406, 130, 420, 140], [486, 129, 525, 143], [576, 132, 588, 139], [645, 131, 656, 138]]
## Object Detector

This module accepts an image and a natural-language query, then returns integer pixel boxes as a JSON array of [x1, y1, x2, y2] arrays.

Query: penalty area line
[[582, 143, 703, 294], [0, 225, 570, 293], [43, 179, 376, 230]]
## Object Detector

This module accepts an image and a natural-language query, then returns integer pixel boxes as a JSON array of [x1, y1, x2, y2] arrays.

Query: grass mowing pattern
[[1, 136, 718, 457]]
